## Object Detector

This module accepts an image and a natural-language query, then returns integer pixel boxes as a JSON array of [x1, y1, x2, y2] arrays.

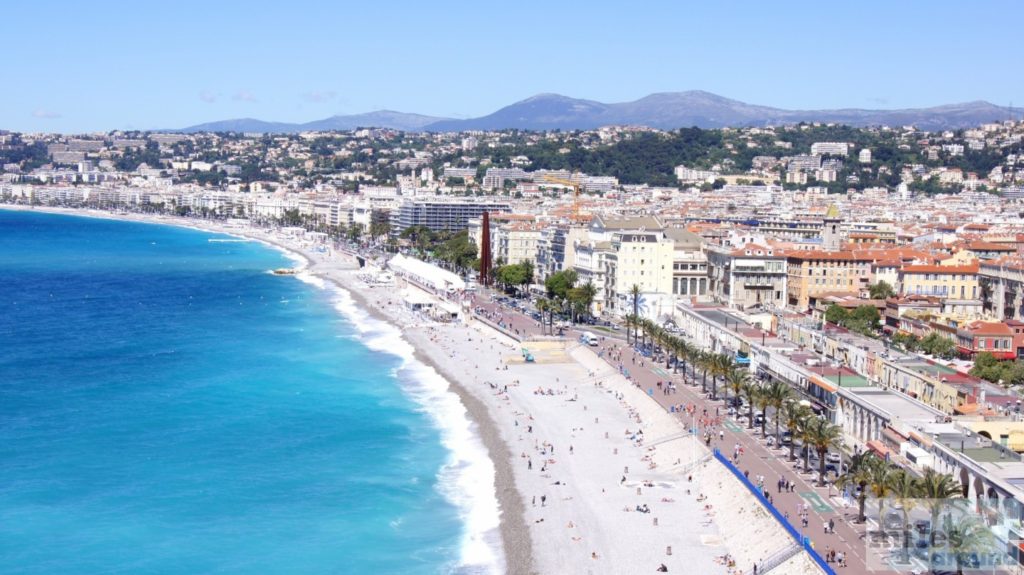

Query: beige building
[[786, 250, 874, 311], [706, 243, 787, 310], [580, 215, 674, 316], [898, 261, 980, 300], [607, 229, 674, 310], [665, 227, 708, 299], [495, 222, 542, 267]]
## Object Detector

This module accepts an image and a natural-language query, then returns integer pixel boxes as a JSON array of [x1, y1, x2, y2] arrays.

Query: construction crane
[[541, 173, 584, 223]]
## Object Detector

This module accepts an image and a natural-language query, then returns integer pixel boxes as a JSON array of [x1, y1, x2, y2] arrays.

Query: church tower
[[821, 204, 843, 251]]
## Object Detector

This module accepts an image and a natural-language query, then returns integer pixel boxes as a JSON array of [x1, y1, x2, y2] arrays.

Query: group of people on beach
[[422, 293, 842, 574]]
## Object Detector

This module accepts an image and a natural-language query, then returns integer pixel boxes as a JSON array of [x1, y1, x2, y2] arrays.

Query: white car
[[825, 452, 842, 464]]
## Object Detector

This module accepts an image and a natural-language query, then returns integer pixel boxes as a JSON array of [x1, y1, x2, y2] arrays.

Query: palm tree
[[781, 401, 811, 461], [671, 337, 689, 374], [754, 386, 773, 438], [695, 350, 711, 394], [624, 314, 637, 345], [647, 322, 665, 360], [888, 469, 921, 564], [629, 284, 642, 343], [867, 459, 895, 534], [837, 452, 878, 523], [664, 334, 679, 370], [577, 281, 597, 320], [763, 380, 792, 441], [942, 513, 999, 575], [640, 318, 656, 349], [741, 379, 760, 430], [797, 416, 816, 473], [726, 368, 749, 408], [710, 353, 732, 401], [805, 418, 842, 486], [535, 298, 550, 335], [918, 468, 964, 568]]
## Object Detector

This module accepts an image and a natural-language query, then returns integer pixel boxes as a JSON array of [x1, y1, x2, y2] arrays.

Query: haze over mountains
[[179, 91, 1013, 134]]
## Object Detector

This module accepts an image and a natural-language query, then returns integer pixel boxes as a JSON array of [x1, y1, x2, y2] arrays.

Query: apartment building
[[898, 262, 980, 300], [574, 239, 613, 313], [665, 228, 708, 299], [673, 165, 719, 183], [706, 243, 787, 310], [442, 167, 476, 181], [955, 321, 1017, 360], [481, 167, 529, 190], [606, 228, 674, 313], [494, 222, 542, 267], [810, 142, 850, 156], [577, 215, 674, 315], [394, 197, 510, 233], [535, 224, 587, 281], [980, 257, 1024, 320], [785, 250, 874, 310]]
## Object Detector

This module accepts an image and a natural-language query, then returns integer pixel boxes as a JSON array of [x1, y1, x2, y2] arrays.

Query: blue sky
[[6, 0, 1022, 133]]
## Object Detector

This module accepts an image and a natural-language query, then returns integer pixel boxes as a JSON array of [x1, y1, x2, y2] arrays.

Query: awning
[[954, 403, 980, 415], [866, 440, 892, 458], [809, 376, 837, 394], [881, 427, 907, 447]]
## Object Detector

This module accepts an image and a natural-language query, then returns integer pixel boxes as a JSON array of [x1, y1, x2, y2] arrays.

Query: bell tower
[[822, 204, 843, 251]]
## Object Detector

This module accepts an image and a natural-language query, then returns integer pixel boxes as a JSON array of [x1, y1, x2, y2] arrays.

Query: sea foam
[[298, 274, 505, 575]]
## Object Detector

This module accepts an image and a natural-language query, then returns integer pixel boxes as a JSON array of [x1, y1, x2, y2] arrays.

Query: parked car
[[781, 431, 793, 446], [884, 511, 904, 531], [826, 452, 841, 464]]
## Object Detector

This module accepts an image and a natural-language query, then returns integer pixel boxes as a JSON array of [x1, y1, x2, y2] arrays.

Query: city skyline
[[5, 0, 1023, 133]]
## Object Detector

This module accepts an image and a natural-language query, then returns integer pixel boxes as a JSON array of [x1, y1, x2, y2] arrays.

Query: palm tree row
[[627, 317, 834, 471], [838, 456, 969, 567], [627, 316, 739, 401], [623, 314, 987, 573]]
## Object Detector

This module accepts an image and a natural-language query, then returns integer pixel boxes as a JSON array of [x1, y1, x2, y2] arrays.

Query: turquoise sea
[[0, 210, 501, 574]]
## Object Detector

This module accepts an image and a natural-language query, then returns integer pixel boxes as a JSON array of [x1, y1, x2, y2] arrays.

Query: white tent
[[388, 254, 466, 292]]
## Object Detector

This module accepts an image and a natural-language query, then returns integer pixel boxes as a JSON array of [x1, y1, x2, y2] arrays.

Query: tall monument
[[480, 211, 492, 285]]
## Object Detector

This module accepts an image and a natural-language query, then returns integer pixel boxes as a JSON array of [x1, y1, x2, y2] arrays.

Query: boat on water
[[272, 268, 297, 275]]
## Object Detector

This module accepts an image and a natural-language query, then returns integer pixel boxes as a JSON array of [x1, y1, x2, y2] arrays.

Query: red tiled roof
[[901, 262, 979, 274], [961, 321, 1012, 336]]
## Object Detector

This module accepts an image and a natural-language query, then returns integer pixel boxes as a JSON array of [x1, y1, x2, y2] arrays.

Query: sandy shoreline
[[4, 205, 822, 575]]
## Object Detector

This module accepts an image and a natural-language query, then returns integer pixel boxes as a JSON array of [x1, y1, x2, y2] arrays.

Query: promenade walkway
[[469, 293, 907, 574]]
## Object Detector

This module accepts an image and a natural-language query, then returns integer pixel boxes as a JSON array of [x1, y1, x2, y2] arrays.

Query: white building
[[810, 142, 849, 156]]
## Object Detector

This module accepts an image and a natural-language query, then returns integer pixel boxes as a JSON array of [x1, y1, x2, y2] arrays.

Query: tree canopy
[[495, 262, 533, 291], [824, 304, 881, 336], [545, 269, 578, 300], [868, 281, 895, 300], [970, 352, 1024, 386]]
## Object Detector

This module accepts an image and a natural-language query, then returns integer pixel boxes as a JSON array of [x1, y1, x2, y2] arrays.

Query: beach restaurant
[[388, 254, 466, 293]]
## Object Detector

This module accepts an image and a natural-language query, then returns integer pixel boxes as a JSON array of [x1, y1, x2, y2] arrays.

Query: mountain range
[[178, 91, 1013, 133]]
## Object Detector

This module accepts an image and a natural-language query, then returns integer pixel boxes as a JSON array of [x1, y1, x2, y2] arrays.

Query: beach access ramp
[[505, 339, 575, 364]]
